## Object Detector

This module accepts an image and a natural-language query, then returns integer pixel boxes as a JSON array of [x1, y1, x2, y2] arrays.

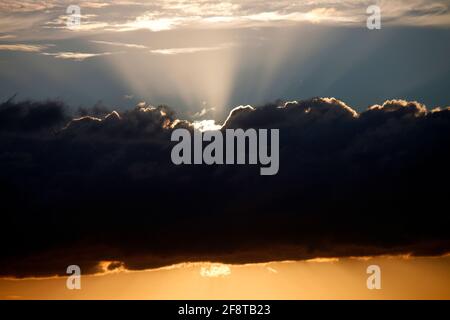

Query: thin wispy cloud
[[90, 40, 148, 49], [0, 34, 15, 39], [193, 107, 216, 119], [2, 0, 449, 36], [44, 14, 108, 31], [149, 44, 232, 55], [0, 42, 119, 62], [113, 14, 188, 32], [0, 0, 58, 13], [82, 2, 110, 9], [0, 44, 47, 52], [0, 1, 109, 12], [41, 51, 115, 61]]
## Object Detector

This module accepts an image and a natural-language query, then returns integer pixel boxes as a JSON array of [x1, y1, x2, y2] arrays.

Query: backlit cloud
[[200, 264, 232, 277], [90, 40, 148, 49], [113, 13, 188, 32], [149, 44, 233, 55], [41, 50, 116, 61], [1, 0, 449, 36], [0, 44, 48, 52], [0, 97, 449, 277]]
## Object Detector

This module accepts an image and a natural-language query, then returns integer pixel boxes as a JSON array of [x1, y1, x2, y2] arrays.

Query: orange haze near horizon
[[1, 255, 449, 300]]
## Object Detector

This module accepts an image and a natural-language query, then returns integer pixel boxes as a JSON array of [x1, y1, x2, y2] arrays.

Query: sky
[[0, 0, 449, 120], [0, 1, 450, 300]]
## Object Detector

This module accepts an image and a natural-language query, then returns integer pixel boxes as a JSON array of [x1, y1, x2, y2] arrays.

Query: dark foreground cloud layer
[[0, 97, 449, 277]]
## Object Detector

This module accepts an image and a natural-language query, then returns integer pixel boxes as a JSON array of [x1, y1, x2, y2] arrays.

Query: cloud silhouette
[[0, 97, 449, 277]]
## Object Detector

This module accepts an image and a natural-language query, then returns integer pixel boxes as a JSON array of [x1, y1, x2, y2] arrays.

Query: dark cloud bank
[[0, 97, 449, 277]]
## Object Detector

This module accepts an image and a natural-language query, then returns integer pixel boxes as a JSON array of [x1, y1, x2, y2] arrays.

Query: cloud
[[0, 44, 47, 52], [193, 107, 216, 119], [0, 97, 450, 277], [3, 0, 449, 36], [0, 0, 109, 13], [82, 2, 110, 9], [266, 266, 278, 273], [113, 13, 188, 32], [149, 44, 233, 55], [111, 0, 450, 30], [0, 1, 58, 13], [44, 14, 109, 32], [192, 119, 222, 132], [200, 264, 231, 277], [0, 97, 67, 132], [0, 34, 15, 39], [90, 40, 148, 49], [41, 51, 116, 61]]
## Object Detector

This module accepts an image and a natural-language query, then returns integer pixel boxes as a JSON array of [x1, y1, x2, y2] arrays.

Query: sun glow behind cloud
[[192, 119, 223, 131], [1, 0, 449, 115], [0, 1, 449, 300], [200, 263, 232, 277], [1, 255, 449, 299]]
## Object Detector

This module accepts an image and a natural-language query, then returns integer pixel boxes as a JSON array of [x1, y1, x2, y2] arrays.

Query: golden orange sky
[[1, 255, 449, 300]]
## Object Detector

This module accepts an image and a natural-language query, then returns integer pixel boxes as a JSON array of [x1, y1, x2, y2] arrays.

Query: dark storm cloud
[[0, 97, 450, 277], [0, 96, 67, 132]]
